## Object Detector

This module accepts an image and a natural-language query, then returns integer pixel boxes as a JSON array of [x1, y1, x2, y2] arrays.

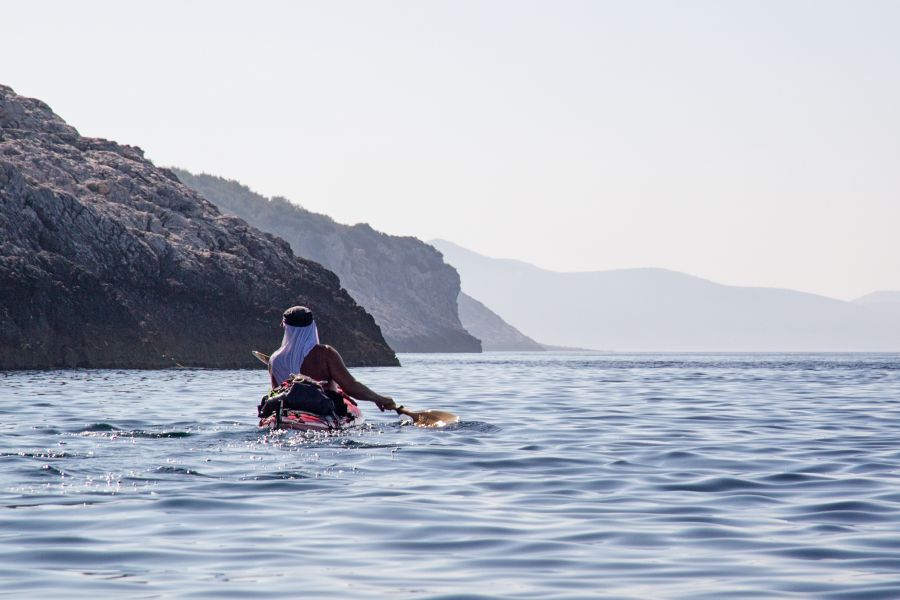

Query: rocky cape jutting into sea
[[0, 85, 398, 369], [173, 169, 482, 353]]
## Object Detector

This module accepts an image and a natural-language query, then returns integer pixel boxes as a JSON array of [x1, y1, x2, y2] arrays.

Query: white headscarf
[[269, 319, 320, 385]]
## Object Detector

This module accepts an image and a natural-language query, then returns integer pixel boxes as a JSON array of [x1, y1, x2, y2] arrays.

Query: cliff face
[[457, 292, 544, 351], [0, 85, 398, 369], [172, 170, 482, 353]]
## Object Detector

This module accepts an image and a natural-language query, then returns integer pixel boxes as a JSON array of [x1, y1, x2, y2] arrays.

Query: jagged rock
[[172, 169, 482, 353], [0, 85, 398, 369]]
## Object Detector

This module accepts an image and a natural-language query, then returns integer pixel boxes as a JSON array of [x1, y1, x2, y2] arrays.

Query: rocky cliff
[[172, 169, 481, 353], [0, 85, 398, 369]]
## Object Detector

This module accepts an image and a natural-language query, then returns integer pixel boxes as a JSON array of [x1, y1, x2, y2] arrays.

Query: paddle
[[251, 350, 459, 428], [395, 405, 459, 428]]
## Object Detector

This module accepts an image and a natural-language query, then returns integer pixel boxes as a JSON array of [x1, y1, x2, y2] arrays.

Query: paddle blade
[[252, 350, 270, 365], [404, 409, 459, 428]]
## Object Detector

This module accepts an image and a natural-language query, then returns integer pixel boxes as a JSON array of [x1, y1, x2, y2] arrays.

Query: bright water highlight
[[2, 353, 900, 598]]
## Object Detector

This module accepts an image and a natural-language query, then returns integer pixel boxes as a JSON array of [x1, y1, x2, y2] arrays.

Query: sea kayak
[[258, 396, 364, 431], [253, 350, 365, 431], [250, 349, 459, 430]]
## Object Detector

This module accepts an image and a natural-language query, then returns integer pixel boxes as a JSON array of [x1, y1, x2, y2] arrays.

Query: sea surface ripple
[[2, 352, 900, 598]]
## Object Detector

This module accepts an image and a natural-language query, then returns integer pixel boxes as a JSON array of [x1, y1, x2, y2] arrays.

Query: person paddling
[[269, 306, 396, 413]]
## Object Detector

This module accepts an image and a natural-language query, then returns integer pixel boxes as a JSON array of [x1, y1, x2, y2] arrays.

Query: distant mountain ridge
[[432, 239, 900, 352], [173, 170, 481, 353], [457, 292, 544, 351], [853, 291, 900, 322], [854, 290, 900, 308]]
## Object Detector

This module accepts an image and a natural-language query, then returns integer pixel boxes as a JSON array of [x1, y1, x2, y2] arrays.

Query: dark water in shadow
[[2, 352, 900, 598]]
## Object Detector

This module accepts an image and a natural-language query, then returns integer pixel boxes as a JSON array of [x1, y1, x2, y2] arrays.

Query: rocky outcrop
[[0, 85, 398, 369], [172, 169, 482, 353], [457, 292, 544, 351]]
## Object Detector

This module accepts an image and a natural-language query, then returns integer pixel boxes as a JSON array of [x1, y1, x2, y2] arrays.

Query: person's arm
[[324, 346, 396, 412]]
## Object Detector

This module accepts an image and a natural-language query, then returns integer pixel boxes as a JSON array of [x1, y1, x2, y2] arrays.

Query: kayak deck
[[259, 397, 364, 431]]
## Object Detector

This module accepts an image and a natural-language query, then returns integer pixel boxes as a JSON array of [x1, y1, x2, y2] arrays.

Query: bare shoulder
[[320, 345, 345, 362], [321, 345, 352, 376]]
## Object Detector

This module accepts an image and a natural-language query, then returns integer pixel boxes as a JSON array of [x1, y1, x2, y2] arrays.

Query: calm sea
[[2, 352, 900, 599]]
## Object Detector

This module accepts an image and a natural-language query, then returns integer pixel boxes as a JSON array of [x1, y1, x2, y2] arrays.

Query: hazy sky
[[3, 1, 898, 300]]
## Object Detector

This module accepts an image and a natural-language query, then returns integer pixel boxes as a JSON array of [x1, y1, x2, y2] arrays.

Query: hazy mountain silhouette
[[854, 291, 900, 321], [457, 292, 544, 351], [432, 239, 900, 352]]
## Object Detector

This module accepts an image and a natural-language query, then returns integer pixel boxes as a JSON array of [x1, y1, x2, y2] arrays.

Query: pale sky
[[3, 1, 898, 300]]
